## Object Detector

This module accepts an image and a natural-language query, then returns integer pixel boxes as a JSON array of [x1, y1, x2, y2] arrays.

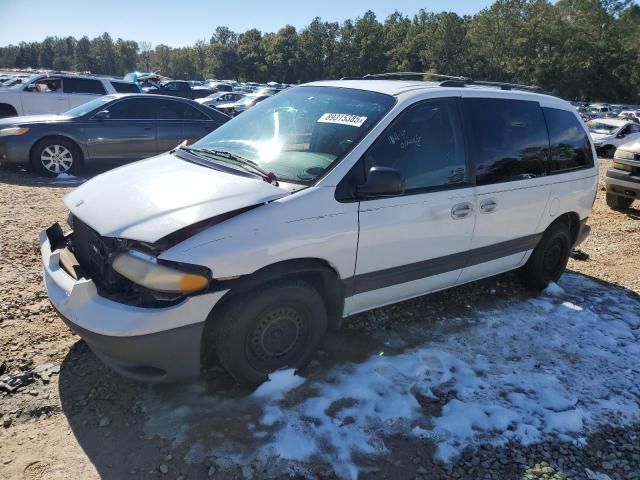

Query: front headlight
[[0, 127, 29, 137], [112, 251, 209, 294]]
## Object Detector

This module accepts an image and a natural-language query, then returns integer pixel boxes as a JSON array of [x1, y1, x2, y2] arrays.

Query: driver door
[[21, 77, 69, 115], [348, 97, 476, 314]]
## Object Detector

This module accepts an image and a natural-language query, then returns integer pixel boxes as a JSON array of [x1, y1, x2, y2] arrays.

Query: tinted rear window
[[543, 107, 594, 173], [464, 98, 549, 185], [64, 78, 106, 95], [111, 81, 140, 93]]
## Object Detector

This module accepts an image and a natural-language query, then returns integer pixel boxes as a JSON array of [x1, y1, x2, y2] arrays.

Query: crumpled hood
[[589, 132, 614, 143], [65, 152, 289, 243]]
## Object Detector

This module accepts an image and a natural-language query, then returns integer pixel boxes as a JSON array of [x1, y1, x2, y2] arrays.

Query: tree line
[[1, 0, 639, 103]]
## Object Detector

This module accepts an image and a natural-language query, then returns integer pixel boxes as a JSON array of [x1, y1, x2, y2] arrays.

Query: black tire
[[606, 193, 633, 210], [0, 104, 18, 119], [518, 221, 572, 290], [29, 137, 82, 177], [214, 280, 327, 385], [601, 145, 616, 159]]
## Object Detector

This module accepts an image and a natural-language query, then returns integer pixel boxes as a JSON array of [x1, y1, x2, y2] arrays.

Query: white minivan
[[40, 77, 598, 384]]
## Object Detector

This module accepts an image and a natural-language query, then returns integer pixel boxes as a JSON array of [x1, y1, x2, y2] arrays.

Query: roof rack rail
[[362, 72, 468, 82], [340, 71, 556, 97]]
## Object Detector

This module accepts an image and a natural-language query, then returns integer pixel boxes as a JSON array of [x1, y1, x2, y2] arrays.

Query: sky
[[0, 0, 497, 47]]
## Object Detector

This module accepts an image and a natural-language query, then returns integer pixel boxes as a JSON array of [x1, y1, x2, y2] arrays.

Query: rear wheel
[[606, 193, 633, 210], [214, 280, 327, 385], [30, 138, 82, 177], [519, 221, 572, 290]]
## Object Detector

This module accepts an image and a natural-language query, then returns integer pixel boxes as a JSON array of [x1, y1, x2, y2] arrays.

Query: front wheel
[[606, 193, 633, 210], [214, 280, 327, 385], [518, 222, 572, 290], [30, 138, 82, 177]]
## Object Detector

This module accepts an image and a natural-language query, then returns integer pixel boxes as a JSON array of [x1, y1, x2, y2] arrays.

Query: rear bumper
[[605, 168, 640, 198], [40, 229, 227, 383], [574, 218, 590, 247]]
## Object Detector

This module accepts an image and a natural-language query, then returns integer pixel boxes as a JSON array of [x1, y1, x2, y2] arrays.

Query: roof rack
[[340, 71, 555, 97]]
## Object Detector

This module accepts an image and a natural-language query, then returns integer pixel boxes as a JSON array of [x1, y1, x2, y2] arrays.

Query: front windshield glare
[[63, 96, 115, 117], [192, 86, 395, 184]]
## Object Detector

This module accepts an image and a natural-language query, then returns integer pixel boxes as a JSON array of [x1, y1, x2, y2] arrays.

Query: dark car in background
[[151, 80, 211, 100], [0, 94, 229, 176]]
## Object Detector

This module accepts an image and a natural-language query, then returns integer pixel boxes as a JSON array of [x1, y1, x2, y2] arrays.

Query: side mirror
[[356, 167, 405, 198], [616, 132, 626, 138], [94, 110, 110, 121]]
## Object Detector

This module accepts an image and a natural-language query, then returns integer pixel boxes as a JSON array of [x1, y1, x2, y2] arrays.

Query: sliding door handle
[[480, 198, 498, 213]]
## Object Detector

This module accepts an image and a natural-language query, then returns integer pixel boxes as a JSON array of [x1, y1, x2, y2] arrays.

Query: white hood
[[65, 153, 289, 243]]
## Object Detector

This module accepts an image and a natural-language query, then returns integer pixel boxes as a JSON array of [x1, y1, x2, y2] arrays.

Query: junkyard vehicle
[[605, 139, 640, 210], [0, 94, 228, 176], [153, 80, 211, 100], [215, 93, 273, 116], [195, 92, 245, 108], [0, 73, 140, 118], [587, 118, 640, 158], [41, 76, 597, 385]]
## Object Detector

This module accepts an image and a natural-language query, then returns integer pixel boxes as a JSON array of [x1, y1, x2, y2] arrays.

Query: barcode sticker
[[317, 113, 368, 127]]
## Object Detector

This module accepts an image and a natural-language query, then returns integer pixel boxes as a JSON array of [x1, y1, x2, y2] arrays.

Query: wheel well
[[547, 212, 580, 245], [0, 103, 18, 117], [29, 135, 84, 163], [210, 258, 345, 331]]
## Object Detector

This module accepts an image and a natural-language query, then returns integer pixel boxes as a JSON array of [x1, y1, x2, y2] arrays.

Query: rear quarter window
[[543, 107, 594, 173], [464, 97, 549, 185], [111, 81, 140, 93], [63, 78, 106, 95]]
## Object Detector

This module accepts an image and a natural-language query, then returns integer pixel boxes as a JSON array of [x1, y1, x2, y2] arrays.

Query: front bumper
[[605, 168, 640, 199], [40, 230, 227, 383], [0, 136, 32, 165]]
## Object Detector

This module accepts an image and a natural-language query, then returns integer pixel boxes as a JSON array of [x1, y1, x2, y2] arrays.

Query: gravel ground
[[0, 159, 639, 480]]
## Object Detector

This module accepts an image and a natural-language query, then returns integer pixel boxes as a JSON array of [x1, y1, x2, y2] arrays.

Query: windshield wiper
[[179, 145, 278, 185]]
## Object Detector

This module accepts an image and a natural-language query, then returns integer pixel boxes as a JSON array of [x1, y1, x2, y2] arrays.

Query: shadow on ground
[[57, 271, 640, 479]]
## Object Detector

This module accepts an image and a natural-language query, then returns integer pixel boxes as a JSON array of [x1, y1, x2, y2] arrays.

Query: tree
[[138, 41, 153, 71], [75, 36, 92, 72]]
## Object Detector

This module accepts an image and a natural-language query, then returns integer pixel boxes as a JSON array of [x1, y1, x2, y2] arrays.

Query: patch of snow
[[544, 281, 565, 296], [49, 173, 85, 185], [251, 369, 305, 401], [142, 273, 640, 479]]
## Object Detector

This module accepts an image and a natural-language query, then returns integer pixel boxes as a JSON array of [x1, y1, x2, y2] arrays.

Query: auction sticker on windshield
[[318, 113, 367, 127]]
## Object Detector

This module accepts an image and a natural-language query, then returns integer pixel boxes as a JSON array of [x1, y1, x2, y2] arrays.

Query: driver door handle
[[451, 202, 473, 219]]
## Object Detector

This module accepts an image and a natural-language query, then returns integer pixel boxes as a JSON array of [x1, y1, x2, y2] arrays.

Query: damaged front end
[[46, 215, 214, 308]]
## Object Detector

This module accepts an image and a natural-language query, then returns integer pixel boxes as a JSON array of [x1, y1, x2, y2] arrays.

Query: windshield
[[191, 86, 395, 184], [63, 96, 115, 117], [587, 121, 620, 135]]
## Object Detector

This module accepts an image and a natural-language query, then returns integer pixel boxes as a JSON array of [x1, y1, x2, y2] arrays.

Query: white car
[[587, 118, 640, 158], [195, 92, 245, 107], [40, 78, 597, 384], [0, 73, 140, 118]]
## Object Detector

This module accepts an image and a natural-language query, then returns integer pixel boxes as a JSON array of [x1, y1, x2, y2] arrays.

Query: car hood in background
[[65, 152, 290, 243], [0, 114, 69, 127], [589, 132, 615, 142]]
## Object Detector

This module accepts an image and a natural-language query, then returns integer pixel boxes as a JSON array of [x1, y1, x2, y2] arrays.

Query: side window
[[464, 98, 549, 185], [364, 98, 468, 191], [156, 100, 207, 120], [543, 107, 594, 173], [629, 124, 640, 133], [111, 81, 139, 93], [28, 78, 63, 93], [64, 78, 106, 95], [105, 99, 155, 119]]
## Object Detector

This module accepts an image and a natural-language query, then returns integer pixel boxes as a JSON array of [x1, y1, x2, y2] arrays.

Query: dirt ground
[[0, 159, 639, 480]]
